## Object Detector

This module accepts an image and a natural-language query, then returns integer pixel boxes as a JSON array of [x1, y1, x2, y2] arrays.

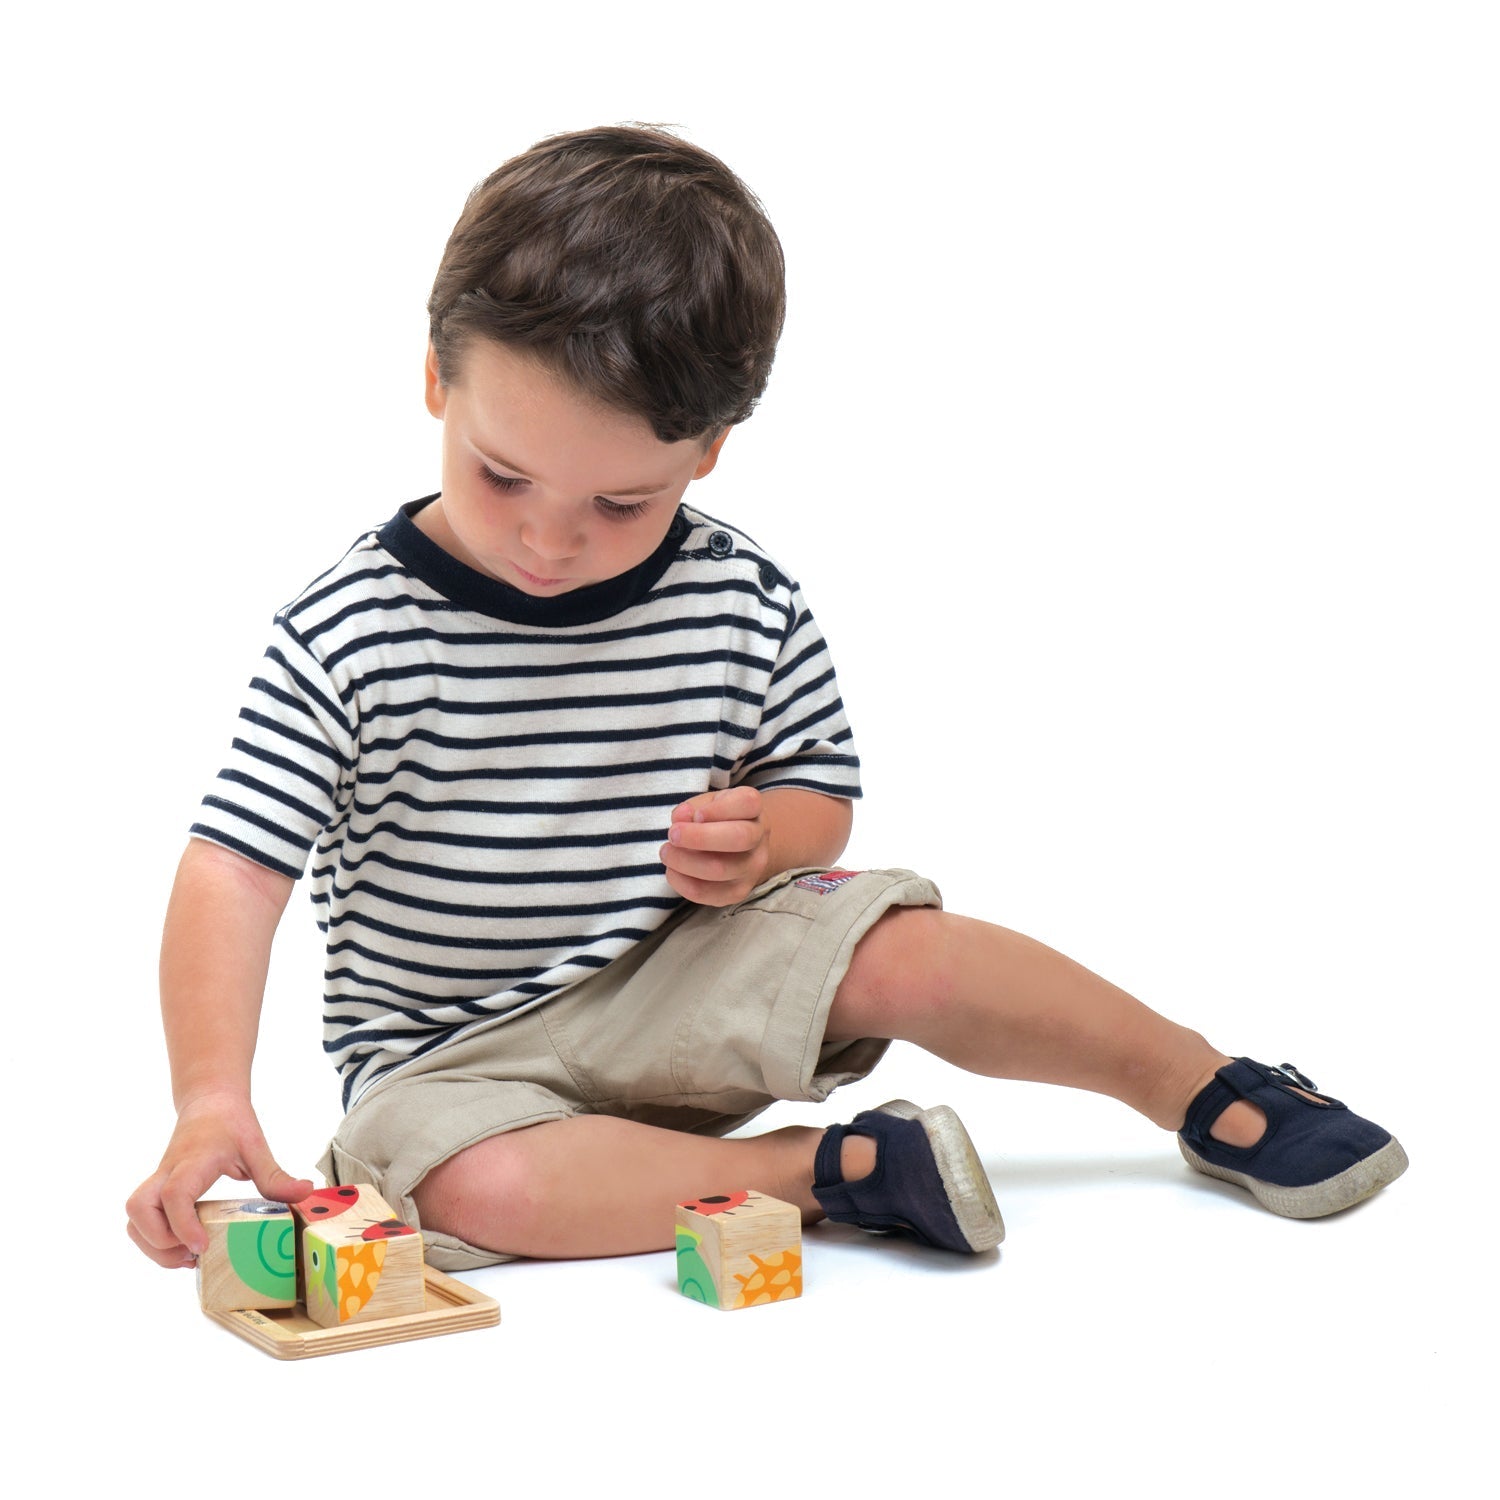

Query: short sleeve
[[189, 616, 357, 879], [731, 583, 861, 799]]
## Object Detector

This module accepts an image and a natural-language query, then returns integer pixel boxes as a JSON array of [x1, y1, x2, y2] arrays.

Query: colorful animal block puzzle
[[196, 1198, 298, 1313], [290, 1184, 426, 1328], [675, 1189, 803, 1310]]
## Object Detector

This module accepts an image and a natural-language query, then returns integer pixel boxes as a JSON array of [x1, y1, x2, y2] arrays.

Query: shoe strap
[[1180, 1071, 1243, 1146], [812, 1121, 861, 1220], [1182, 1059, 1345, 1144]]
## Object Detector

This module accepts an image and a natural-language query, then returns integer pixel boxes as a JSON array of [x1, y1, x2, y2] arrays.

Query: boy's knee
[[830, 905, 956, 1041], [411, 1128, 549, 1256]]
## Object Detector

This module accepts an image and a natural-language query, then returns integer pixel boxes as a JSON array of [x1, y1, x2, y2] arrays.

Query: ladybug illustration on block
[[294, 1185, 361, 1221], [362, 1217, 418, 1241], [678, 1191, 750, 1216]]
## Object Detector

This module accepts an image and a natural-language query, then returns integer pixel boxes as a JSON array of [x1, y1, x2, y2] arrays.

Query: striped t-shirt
[[192, 497, 862, 1108]]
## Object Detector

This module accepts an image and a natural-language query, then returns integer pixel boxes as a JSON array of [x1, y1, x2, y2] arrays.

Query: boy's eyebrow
[[474, 443, 669, 496]]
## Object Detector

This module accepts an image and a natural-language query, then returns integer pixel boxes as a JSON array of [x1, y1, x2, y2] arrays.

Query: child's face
[[422, 339, 728, 596]]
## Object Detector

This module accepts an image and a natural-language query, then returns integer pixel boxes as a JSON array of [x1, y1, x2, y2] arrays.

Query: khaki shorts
[[317, 866, 940, 1269]]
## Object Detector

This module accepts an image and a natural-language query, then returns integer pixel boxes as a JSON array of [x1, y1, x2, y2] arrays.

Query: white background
[[5, 2, 1493, 1491]]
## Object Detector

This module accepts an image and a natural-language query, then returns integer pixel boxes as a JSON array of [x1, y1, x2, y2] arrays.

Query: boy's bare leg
[[413, 1116, 874, 1260], [415, 908, 1281, 1260], [827, 908, 1272, 1146]]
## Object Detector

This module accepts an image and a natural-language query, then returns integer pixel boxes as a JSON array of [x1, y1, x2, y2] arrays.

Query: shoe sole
[[1178, 1135, 1409, 1219], [877, 1100, 1005, 1251]]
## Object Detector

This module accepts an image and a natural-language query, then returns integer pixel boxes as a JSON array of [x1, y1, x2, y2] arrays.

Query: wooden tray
[[205, 1264, 499, 1359]]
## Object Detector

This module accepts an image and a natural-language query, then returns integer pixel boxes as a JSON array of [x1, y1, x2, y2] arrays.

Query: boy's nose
[[520, 508, 582, 561]]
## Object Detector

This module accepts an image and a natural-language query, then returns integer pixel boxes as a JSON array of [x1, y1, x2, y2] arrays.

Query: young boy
[[127, 125, 1406, 1274]]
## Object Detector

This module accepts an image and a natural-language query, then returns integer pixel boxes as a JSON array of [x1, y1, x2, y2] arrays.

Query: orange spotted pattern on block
[[731, 1249, 802, 1308], [335, 1240, 386, 1320]]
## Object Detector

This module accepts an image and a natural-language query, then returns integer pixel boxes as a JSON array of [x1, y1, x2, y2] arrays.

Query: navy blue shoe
[[813, 1100, 1004, 1253], [1178, 1059, 1408, 1218]]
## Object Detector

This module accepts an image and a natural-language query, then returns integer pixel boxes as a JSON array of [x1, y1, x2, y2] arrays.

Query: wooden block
[[196, 1198, 298, 1313], [675, 1190, 802, 1310], [290, 1184, 426, 1328]]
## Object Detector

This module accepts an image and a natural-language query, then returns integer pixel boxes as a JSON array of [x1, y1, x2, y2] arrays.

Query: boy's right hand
[[126, 1092, 314, 1269]]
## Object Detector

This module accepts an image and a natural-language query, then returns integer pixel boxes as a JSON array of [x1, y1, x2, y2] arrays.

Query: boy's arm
[[126, 839, 314, 1268], [660, 785, 853, 907]]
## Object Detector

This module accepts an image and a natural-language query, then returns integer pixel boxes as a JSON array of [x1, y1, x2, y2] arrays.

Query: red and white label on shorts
[[794, 869, 863, 894]]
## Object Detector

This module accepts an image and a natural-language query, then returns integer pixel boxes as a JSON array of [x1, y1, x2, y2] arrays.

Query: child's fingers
[[700, 785, 761, 822], [246, 1149, 315, 1212], [126, 1217, 198, 1270], [671, 785, 761, 825], [666, 864, 741, 906], [666, 815, 761, 853], [156, 1166, 216, 1257], [660, 842, 749, 885], [126, 1175, 194, 1263], [126, 1166, 210, 1261], [670, 791, 716, 823]]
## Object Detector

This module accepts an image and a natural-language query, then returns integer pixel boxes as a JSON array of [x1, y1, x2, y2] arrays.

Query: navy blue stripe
[[298, 572, 788, 650], [345, 646, 773, 694], [338, 818, 666, 852], [276, 534, 388, 618], [215, 768, 327, 828], [325, 908, 653, 952], [286, 561, 411, 622], [355, 754, 711, 789], [744, 772, 862, 797], [735, 708, 853, 775], [264, 641, 350, 735], [760, 666, 840, 727], [345, 787, 690, 819], [356, 682, 754, 722], [327, 939, 615, 984], [323, 991, 476, 1030], [357, 718, 752, 757], [769, 632, 832, 688], [249, 676, 321, 726], [237, 707, 343, 769], [314, 607, 786, 665], [331, 845, 668, 885], [200, 795, 315, 856], [230, 738, 339, 799], [325, 980, 564, 1045], [327, 876, 681, 918], [189, 825, 304, 879]]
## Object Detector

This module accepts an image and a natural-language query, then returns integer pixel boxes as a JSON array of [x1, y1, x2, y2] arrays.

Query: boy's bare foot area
[[1207, 1098, 1271, 1147], [1204, 1089, 1326, 1148], [840, 1135, 877, 1182]]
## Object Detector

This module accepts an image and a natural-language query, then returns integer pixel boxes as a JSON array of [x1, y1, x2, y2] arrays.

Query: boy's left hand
[[661, 786, 770, 907]]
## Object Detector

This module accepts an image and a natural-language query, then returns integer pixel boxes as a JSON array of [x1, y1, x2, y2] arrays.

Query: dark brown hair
[[427, 125, 786, 442]]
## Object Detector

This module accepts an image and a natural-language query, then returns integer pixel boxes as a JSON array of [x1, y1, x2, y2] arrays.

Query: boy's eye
[[479, 467, 526, 493], [479, 465, 651, 520], [595, 498, 652, 521]]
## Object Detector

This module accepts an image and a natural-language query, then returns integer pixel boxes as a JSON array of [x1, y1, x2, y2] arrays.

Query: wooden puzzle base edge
[[204, 1264, 499, 1359]]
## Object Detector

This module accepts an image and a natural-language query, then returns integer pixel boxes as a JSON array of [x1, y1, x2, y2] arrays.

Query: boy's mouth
[[513, 563, 571, 589]]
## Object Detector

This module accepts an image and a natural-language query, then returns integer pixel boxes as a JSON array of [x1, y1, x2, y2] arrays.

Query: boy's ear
[[692, 428, 731, 481], [424, 343, 448, 419]]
